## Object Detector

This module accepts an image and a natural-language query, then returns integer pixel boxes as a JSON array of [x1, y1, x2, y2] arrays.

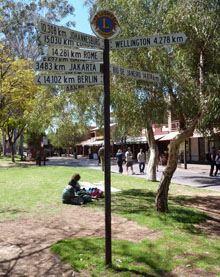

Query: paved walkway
[[1, 156, 220, 192], [45, 156, 220, 193]]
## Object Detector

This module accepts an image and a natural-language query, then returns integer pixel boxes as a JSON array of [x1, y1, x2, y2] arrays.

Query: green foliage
[[0, 0, 75, 58], [87, 0, 220, 133], [0, 45, 43, 161]]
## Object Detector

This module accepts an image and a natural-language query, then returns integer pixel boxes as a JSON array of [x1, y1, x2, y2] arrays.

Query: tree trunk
[[9, 139, 15, 163], [2, 131, 7, 156], [155, 117, 201, 212], [13, 129, 17, 155], [19, 133, 24, 157], [155, 140, 179, 212], [146, 124, 158, 182]]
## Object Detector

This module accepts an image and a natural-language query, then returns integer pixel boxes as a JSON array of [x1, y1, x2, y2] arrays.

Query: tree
[[47, 112, 89, 154], [87, 0, 220, 212], [152, 0, 220, 212], [86, 0, 167, 181], [0, 45, 41, 162], [0, 0, 75, 59]]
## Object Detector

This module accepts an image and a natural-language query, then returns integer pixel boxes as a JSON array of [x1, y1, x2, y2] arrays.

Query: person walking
[[36, 150, 41, 166], [137, 148, 146, 174], [125, 147, 134, 175], [116, 149, 123, 174], [98, 145, 105, 171], [214, 150, 220, 177], [208, 146, 216, 176]]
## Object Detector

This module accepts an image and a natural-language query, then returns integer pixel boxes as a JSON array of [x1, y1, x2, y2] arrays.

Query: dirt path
[[0, 195, 220, 277], [0, 206, 161, 277]]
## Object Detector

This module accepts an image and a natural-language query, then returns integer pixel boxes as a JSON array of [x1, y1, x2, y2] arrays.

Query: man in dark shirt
[[209, 146, 216, 177], [116, 149, 123, 174]]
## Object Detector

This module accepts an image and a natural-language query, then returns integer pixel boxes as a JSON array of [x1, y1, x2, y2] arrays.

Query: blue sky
[[63, 1, 93, 35]]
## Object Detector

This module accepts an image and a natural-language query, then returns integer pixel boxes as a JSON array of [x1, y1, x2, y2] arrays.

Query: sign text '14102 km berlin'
[[34, 74, 103, 86]]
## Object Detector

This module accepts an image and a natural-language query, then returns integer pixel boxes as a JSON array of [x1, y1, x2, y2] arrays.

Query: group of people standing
[[116, 147, 146, 175], [208, 147, 220, 177]]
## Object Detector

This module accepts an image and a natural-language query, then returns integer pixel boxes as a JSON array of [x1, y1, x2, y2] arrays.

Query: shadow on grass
[[0, 207, 27, 217], [90, 189, 207, 234], [50, 238, 177, 276]]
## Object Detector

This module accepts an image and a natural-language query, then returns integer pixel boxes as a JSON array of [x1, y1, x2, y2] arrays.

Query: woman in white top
[[214, 150, 220, 176]]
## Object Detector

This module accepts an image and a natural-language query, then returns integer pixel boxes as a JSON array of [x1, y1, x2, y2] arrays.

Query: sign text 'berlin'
[[34, 73, 103, 86]]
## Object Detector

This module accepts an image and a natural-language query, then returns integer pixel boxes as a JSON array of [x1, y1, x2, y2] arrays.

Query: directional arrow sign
[[64, 84, 102, 92], [47, 46, 103, 61], [39, 34, 86, 49], [110, 33, 187, 50], [110, 65, 160, 83], [34, 73, 103, 86], [34, 61, 101, 73], [38, 21, 104, 49]]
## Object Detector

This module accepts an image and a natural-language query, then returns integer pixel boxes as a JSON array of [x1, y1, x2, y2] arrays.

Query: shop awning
[[191, 131, 203, 138], [154, 134, 166, 140], [159, 132, 179, 141], [77, 139, 104, 146]]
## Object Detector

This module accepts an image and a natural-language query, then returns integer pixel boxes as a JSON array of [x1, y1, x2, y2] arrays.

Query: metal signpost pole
[[90, 10, 120, 267], [103, 38, 112, 266]]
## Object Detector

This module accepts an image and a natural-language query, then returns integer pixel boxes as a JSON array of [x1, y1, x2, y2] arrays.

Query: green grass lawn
[[1, 165, 220, 276], [0, 154, 22, 164]]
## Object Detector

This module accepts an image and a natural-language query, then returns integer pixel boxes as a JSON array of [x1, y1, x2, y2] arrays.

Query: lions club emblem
[[91, 10, 120, 39]]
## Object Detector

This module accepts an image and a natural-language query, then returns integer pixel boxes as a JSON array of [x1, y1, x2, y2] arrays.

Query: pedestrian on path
[[36, 151, 41, 166], [98, 145, 105, 171], [125, 147, 134, 175], [214, 150, 220, 177], [137, 148, 146, 174], [116, 149, 123, 174], [208, 146, 216, 176]]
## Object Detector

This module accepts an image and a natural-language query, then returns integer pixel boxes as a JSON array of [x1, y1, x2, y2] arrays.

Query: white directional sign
[[38, 21, 104, 49], [47, 46, 103, 61], [110, 65, 160, 83], [34, 74, 103, 86], [39, 34, 87, 49], [40, 56, 74, 63], [64, 84, 102, 92], [34, 61, 101, 73], [110, 33, 187, 50]]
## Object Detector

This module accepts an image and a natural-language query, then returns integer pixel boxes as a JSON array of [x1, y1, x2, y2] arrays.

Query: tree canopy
[[86, 0, 220, 211], [0, 0, 75, 59]]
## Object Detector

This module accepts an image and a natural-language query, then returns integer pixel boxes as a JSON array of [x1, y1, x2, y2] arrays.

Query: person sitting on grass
[[62, 174, 84, 205]]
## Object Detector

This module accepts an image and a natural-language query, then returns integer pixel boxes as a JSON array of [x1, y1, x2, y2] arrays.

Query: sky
[[64, 0, 93, 35]]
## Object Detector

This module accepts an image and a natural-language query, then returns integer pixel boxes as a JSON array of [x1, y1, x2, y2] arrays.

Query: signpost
[[110, 33, 187, 50], [91, 10, 120, 267], [34, 73, 103, 85], [34, 11, 187, 269], [34, 61, 101, 73], [46, 46, 103, 61], [110, 65, 161, 83], [64, 84, 102, 92], [38, 20, 104, 49]]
